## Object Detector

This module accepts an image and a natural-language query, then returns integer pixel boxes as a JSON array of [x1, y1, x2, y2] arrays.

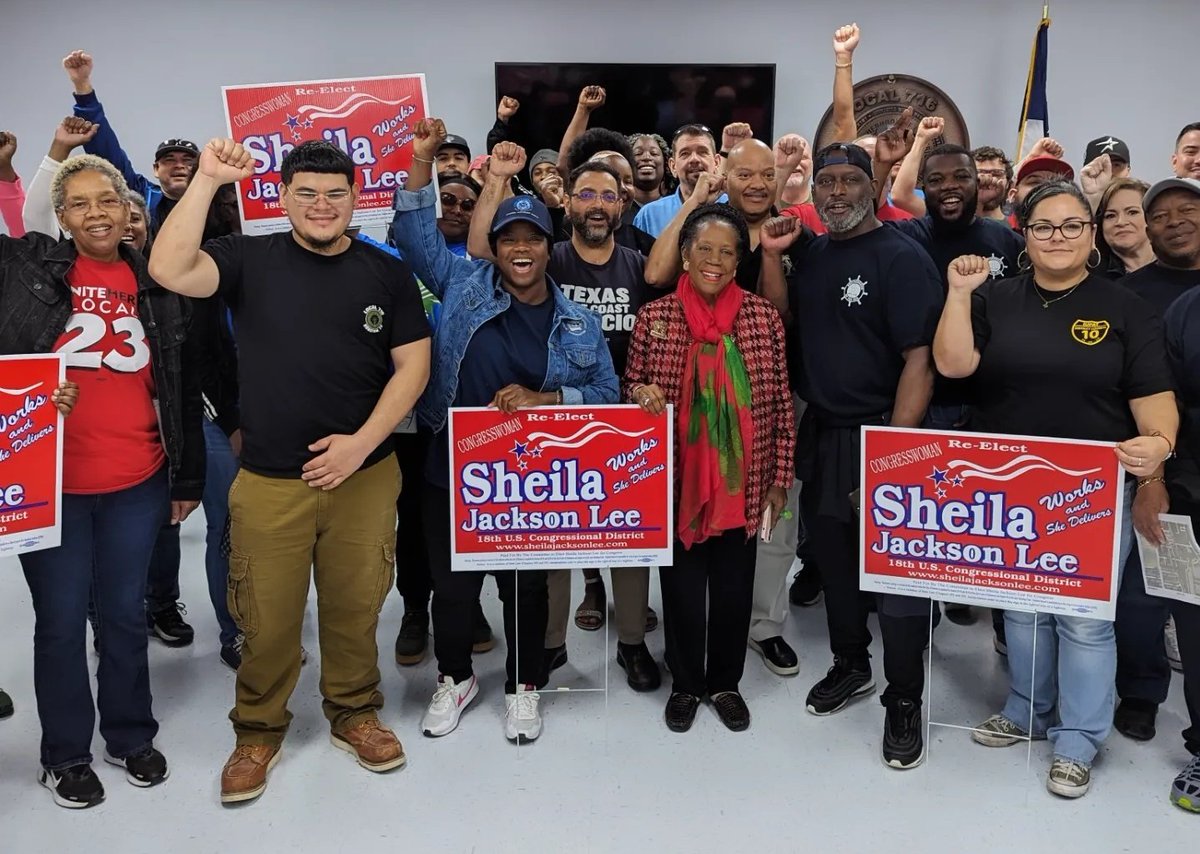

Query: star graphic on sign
[[928, 466, 949, 485], [510, 441, 529, 459], [291, 131, 302, 141], [529, 446, 543, 458], [950, 475, 964, 488], [1097, 136, 1119, 153], [518, 460, 529, 471], [283, 113, 301, 129], [936, 487, 948, 499], [303, 119, 315, 129]]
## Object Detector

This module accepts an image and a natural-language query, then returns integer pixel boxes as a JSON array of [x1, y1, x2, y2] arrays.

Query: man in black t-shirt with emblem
[[150, 140, 432, 804], [760, 143, 943, 771]]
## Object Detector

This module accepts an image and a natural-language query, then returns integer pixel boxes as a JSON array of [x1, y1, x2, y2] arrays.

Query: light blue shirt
[[633, 188, 729, 238]]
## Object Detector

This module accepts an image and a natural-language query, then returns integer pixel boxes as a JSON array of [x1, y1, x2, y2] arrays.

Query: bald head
[[725, 139, 777, 220]]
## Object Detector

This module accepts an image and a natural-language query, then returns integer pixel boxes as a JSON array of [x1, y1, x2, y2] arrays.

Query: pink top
[[0, 175, 26, 238]]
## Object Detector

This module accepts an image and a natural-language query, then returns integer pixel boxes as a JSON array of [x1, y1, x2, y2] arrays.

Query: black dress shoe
[[748, 636, 799, 676], [711, 691, 751, 732], [1114, 699, 1157, 742], [544, 644, 568, 675], [665, 692, 700, 732], [617, 642, 662, 692], [789, 564, 823, 607], [394, 610, 429, 666]]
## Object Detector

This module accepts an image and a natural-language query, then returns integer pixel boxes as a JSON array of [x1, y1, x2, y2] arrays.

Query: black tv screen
[[494, 63, 776, 155]]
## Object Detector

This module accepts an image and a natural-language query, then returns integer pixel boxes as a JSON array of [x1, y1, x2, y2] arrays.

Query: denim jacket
[[391, 183, 618, 432], [0, 232, 206, 500]]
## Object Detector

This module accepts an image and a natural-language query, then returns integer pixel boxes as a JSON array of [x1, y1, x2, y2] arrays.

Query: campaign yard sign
[[0, 355, 65, 557], [449, 406, 673, 572], [222, 74, 429, 235], [860, 426, 1124, 620]]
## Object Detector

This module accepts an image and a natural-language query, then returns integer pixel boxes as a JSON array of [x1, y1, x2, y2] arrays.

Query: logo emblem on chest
[[362, 304, 385, 333], [1070, 319, 1110, 346], [986, 253, 1007, 279], [841, 276, 869, 306]]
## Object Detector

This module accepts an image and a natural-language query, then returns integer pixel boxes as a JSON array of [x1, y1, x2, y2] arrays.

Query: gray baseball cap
[[1143, 177, 1200, 212]]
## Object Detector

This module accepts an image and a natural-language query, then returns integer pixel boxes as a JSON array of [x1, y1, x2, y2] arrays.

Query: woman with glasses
[[933, 180, 1178, 799], [436, 176, 481, 258], [1, 153, 202, 808]]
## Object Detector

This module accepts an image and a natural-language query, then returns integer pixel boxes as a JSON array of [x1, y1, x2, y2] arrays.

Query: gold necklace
[[1033, 279, 1084, 308]]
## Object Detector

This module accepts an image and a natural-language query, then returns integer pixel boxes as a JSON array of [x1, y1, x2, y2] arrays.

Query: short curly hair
[[679, 203, 751, 263], [51, 154, 130, 212]]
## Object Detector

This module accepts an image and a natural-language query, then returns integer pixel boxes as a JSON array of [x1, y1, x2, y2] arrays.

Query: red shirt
[[876, 202, 914, 222], [54, 256, 164, 493], [781, 202, 825, 234]]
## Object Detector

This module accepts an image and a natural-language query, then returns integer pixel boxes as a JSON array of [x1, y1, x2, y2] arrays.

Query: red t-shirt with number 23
[[53, 256, 164, 493]]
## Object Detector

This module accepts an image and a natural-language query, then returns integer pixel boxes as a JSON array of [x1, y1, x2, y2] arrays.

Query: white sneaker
[[1166, 618, 1182, 673], [421, 675, 478, 737], [504, 685, 542, 743]]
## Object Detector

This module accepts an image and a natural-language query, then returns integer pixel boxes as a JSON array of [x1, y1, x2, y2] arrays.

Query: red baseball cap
[[1016, 156, 1075, 184]]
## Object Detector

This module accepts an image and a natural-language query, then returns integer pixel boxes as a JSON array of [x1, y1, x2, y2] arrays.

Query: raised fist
[[760, 215, 803, 255], [198, 139, 254, 184], [413, 117, 448, 161], [875, 107, 915, 164], [1027, 137, 1064, 160], [948, 255, 991, 293], [578, 86, 606, 113], [833, 23, 860, 60], [722, 123, 753, 152], [489, 142, 527, 179], [774, 134, 809, 175], [55, 116, 99, 149], [62, 50, 94, 91], [497, 96, 520, 121], [690, 171, 726, 205], [1080, 154, 1113, 196], [0, 131, 16, 169], [540, 174, 565, 209], [916, 116, 945, 142]]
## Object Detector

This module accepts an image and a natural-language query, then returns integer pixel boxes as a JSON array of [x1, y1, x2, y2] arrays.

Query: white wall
[[1, 0, 1197, 188]]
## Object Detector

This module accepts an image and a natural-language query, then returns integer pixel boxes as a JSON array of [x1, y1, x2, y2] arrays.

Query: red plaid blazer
[[623, 290, 796, 538]]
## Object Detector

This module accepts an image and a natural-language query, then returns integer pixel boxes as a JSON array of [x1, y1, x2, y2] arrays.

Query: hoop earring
[[1088, 247, 1102, 269], [1017, 249, 1030, 271]]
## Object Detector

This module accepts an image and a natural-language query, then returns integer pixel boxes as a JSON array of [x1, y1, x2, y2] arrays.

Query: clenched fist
[[578, 86, 606, 113], [721, 123, 753, 152], [497, 96, 520, 121], [774, 134, 809, 175], [947, 255, 991, 293], [489, 142, 526, 179], [0, 131, 16, 172], [199, 139, 254, 184], [916, 116, 945, 143], [689, 171, 726, 205], [834, 23, 860, 60], [62, 50, 94, 94], [760, 215, 804, 255], [413, 117, 448, 161]]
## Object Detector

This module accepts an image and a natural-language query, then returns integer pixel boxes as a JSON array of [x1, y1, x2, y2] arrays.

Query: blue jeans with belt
[[1000, 481, 1134, 766], [20, 467, 169, 770]]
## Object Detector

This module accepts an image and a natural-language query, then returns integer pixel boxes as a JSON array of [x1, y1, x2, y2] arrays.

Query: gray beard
[[818, 197, 873, 234]]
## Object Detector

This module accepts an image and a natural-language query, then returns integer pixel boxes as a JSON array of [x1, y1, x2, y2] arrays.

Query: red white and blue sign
[[449, 405, 673, 572], [860, 426, 1124, 620], [0, 354, 65, 557]]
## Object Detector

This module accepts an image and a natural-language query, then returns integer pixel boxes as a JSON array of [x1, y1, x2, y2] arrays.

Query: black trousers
[[1170, 499, 1200, 755], [394, 431, 432, 609], [423, 484, 547, 693], [1115, 546, 1172, 706], [660, 530, 756, 697]]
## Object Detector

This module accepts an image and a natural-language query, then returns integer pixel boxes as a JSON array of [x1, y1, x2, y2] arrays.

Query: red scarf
[[675, 274, 755, 548]]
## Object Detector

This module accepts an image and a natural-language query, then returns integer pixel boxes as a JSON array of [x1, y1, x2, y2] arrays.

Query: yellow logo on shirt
[[1071, 319, 1110, 346]]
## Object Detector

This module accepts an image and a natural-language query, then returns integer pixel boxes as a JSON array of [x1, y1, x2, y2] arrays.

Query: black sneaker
[[711, 691, 751, 732], [147, 603, 194, 647], [0, 687, 12, 719], [1114, 698, 1157, 742], [748, 636, 799, 676], [39, 764, 105, 809], [220, 634, 245, 671], [665, 692, 701, 733], [472, 601, 495, 654], [882, 699, 924, 769], [805, 657, 875, 715], [544, 644, 568, 675], [104, 746, 169, 787], [394, 610, 429, 666], [789, 563, 823, 607]]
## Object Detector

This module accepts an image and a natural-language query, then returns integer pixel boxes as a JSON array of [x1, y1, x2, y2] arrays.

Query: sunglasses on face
[[440, 193, 476, 212]]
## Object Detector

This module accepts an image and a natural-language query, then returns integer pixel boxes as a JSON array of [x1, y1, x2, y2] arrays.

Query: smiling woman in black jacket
[[0, 153, 204, 810]]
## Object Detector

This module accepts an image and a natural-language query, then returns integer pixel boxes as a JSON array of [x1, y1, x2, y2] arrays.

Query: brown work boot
[[220, 744, 281, 804], [331, 718, 406, 772]]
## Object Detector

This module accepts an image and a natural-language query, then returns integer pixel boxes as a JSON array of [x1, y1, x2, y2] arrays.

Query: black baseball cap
[[155, 138, 199, 160], [438, 134, 471, 158], [490, 195, 553, 239], [1084, 135, 1130, 165], [813, 142, 873, 179]]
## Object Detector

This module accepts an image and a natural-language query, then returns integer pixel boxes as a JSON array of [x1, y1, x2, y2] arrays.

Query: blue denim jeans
[[19, 467, 169, 770], [144, 520, 181, 614], [1000, 481, 1134, 766], [202, 418, 240, 646]]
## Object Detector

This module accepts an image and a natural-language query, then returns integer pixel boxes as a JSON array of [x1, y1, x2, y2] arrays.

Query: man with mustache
[[760, 142, 943, 771], [634, 124, 725, 238], [63, 51, 197, 229], [973, 146, 1014, 222]]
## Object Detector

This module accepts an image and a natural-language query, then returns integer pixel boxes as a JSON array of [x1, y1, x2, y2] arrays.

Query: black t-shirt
[[970, 273, 1173, 442], [550, 242, 647, 376], [889, 215, 1025, 408], [551, 205, 656, 257], [736, 222, 814, 297], [1118, 262, 1200, 317], [205, 232, 430, 477], [426, 293, 555, 488], [788, 225, 943, 421]]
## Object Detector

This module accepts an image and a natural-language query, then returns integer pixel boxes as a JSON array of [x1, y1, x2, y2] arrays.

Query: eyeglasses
[[287, 188, 352, 206], [672, 124, 712, 144], [1026, 219, 1090, 241], [571, 189, 620, 205], [60, 196, 126, 215], [440, 193, 476, 212]]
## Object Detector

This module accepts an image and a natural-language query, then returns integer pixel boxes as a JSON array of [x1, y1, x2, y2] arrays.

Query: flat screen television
[[494, 63, 776, 155]]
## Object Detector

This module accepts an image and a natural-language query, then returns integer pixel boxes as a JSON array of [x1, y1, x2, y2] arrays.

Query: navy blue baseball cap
[[813, 142, 874, 179], [489, 195, 554, 239]]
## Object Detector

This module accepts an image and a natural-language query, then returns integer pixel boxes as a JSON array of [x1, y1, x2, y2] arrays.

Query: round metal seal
[[813, 74, 970, 151]]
